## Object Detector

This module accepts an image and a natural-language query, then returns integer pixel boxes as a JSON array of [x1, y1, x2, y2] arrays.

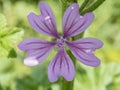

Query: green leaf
[[75, 62, 120, 90], [0, 14, 7, 30], [15, 76, 39, 90], [0, 14, 24, 57], [8, 48, 17, 58], [0, 58, 14, 73], [30, 64, 51, 87]]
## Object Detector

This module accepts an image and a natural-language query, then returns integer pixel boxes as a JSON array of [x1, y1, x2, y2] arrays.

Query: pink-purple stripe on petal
[[62, 3, 94, 38], [18, 2, 103, 82], [48, 49, 74, 82], [27, 2, 60, 38], [68, 13, 94, 37], [18, 38, 56, 66], [67, 38, 103, 67], [63, 3, 79, 38], [39, 2, 59, 38]]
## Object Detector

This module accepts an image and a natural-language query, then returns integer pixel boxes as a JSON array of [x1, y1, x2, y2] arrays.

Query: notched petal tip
[[70, 3, 79, 9], [93, 59, 101, 67], [97, 40, 104, 49], [39, 1, 47, 6], [48, 50, 75, 82], [67, 38, 103, 67], [86, 57, 101, 67], [24, 57, 39, 66], [28, 1, 59, 38], [85, 12, 94, 19], [18, 43, 21, 50], [48, 74, 58, 82], [80, 56, 101, 67], [18, 42, 25, 51], [63, 4, 95, 38], [85, 12, 94, 25], [88, 38, 104, 49], [27, 12, 34, 17], [27, 12, 36, 21]]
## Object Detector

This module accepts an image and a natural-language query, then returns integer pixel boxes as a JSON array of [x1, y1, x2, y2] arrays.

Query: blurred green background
[[0, 0, 120, 90]]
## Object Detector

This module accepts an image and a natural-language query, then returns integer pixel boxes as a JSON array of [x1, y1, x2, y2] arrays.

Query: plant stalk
[[80, 0, 89, 12], [81, 0, 105, 15], [61, 0, 78, 90]]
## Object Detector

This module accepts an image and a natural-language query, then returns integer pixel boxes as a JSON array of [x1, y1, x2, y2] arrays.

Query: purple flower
[[18, 2, 103, 82]]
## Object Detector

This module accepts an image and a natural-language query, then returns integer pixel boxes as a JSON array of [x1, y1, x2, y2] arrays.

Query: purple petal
[[18, 38, 55, 66], [27, 2, 59, 38], [62, 3, 94, 38], [48, 49, 74, 82], [67, 38, 103, 67]]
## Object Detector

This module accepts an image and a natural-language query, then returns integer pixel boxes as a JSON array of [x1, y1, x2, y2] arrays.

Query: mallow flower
[[18, 2, 103, 82]]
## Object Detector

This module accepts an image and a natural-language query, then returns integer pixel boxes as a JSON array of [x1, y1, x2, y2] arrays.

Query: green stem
[[73, 0, 77, 3], [61, 1, 77, 90], [81, 0, 105, 15], [61, 78, 75, 90], [73, 32, 84, 40], [61, 34, 84, 90], [80, 0, 89, 12], [62, 37, 76, 90]]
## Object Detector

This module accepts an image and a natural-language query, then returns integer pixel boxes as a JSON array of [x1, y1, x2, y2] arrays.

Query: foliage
[[74, 62, 120, 90], [0, 14, 24, 58]]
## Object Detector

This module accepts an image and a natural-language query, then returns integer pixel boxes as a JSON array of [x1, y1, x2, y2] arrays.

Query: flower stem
[[80, 0, 89, 12], [61, 0, 78, 90], [61, 34, 84, 90], [61, 78, 75, 90], [61, 37, 76, 90]]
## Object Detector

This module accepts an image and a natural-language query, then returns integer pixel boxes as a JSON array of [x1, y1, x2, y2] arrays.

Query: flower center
[[56, 37, 66, 49]]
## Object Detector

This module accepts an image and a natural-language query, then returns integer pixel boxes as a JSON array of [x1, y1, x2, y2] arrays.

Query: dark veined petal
[[27, 2, 59, 38], [48, 49, 74, 82], [67, 38, 103, 67], [62, 3, 94, 38], [18, 38, 55, 66]]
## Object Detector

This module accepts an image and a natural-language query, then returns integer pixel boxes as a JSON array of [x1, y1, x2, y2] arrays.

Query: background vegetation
[[0, 0, 120, 90]]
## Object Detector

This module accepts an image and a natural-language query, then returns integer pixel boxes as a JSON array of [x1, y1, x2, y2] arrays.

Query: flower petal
[[67, 38, 103, 67], [18, 38, 55, 66], [27, 2, 59, 38], [63, 3, 94, 38], [48, 49, 74, 82]]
